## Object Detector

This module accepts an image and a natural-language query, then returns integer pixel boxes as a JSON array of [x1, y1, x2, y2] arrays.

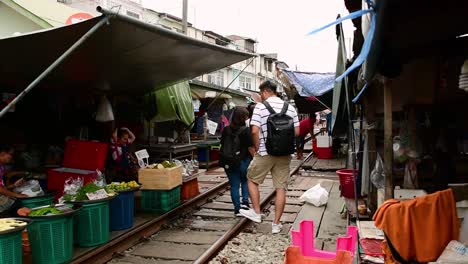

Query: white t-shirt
[[250, 97, 299, 156]]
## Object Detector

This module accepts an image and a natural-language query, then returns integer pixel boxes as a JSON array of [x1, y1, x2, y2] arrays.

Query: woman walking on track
[[219, 107, 256, 216]]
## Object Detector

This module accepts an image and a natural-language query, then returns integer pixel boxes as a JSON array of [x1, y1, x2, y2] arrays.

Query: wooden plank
[[152, 230, 223, 244], [269, 204, 302, 213], [285, 191, 304, 197], [192, 209, 236, 219], [286, 198, 305, 205], [317, 182, 347, 247], [110, 255, 192, 264], [264, 212, 297, 223], [132, 241, 208, 261], [201, 202, 234, 210], [384, 78, 393, 199], [292, 180, 336, 234], [187, 219, 236, 231]]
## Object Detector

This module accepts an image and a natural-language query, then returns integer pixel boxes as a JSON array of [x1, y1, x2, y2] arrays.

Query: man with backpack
[[239, 81, 299, 234]]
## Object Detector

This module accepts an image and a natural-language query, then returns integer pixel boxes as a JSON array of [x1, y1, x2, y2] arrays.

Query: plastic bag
[[14, 180, 44, 197], [95, 95, 114, 122], [59, 177, 83, 203], [299, 184, 329, 207], [371, 153, 385, 189], [94, 170, 106, 188]]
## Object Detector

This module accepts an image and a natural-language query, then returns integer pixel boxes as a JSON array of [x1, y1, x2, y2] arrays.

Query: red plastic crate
[[48, 168, 97, 200], [181, 178, 200, 201], [316, 147, 333, 159], [63, 140, 108, 170], [209, 149, 220, 161], [47, 140, 108, 200]]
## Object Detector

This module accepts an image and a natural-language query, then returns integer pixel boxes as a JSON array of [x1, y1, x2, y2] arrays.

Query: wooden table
[[140, 143, 197, 162]]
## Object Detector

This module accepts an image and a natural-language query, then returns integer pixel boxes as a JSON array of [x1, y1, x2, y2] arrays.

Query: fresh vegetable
[[17, 208, 31, 217], [0, 219, 26, 232], [29, 207, 62, 216], [75, 183, 102, 201], [105, 181, 139, 192], [147, 161, 177, 169]]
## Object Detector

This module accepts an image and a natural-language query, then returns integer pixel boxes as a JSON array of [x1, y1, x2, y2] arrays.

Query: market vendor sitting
[[110, 127, 138, 182], [0, 144, 27, 216]]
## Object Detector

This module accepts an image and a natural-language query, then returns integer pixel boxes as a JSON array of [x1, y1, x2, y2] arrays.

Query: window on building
[[239, 76, 252, 90], [267, 61, 273, 72], [126, 10, 140, 19], [208, 71, 224, 86]]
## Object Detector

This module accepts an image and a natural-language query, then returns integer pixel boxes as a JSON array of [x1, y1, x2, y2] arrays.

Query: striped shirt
[[250, 97, 299, 156]]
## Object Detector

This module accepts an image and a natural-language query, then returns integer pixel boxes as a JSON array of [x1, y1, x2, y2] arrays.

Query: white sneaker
[[272, 223, 283, 234], [239, 208, 262, 223]]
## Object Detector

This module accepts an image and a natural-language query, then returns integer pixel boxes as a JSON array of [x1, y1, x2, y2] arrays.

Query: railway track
[[72, 154, 314, 264]]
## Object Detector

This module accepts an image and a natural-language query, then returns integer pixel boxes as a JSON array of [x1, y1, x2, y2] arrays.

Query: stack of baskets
[[139, 165, 183, 213]]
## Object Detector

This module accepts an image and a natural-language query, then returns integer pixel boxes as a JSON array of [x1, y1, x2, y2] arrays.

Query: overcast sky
[[142, 0, 353, 72]]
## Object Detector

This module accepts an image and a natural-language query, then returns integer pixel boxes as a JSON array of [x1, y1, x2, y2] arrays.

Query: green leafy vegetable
[[75, 183, 102, 201], [29, 207, 62, 216]]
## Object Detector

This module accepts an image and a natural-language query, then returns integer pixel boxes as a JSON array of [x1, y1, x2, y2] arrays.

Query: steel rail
[[70, 180, 230, 264], [193, 152, 314, 264]]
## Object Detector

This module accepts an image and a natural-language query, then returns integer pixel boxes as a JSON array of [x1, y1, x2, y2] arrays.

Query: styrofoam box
[[394, 187, 427, 200], [316, 135, 332, 148]]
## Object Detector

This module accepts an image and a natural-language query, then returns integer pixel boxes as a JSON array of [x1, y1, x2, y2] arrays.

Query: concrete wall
[[0, 3, 43, 38], [66, 0, 143, 19]]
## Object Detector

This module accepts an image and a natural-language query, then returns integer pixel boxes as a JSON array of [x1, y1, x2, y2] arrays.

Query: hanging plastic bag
[[14, 180, 44, 197], [94, 170, 106, 188], [371, 153, 385, 188], [95, 95, 114, 122], [299, 183, 329, 207], [59, 177, 83, 203]]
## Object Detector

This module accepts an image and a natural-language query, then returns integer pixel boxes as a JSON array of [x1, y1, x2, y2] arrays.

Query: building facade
[[56, 0, 287, 94], [59, 0, 143, 19]]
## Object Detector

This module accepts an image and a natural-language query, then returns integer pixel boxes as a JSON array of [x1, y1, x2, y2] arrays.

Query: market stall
[[0, 6, 253, 263]]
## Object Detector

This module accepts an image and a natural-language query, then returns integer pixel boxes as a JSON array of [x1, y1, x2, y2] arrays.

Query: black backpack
[[219, 126, 246, 169], [263, 101, 295, 156]]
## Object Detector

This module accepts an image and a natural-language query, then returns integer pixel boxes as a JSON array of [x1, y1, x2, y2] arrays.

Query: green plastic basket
[[0, 231, 22, 264], [28, 216, 74, 264], [20, 194, 54, 209], [141, 186, 181, 214], [73, 201, 110, 247]]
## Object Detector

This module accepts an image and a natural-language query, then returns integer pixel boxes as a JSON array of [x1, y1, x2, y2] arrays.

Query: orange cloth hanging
[[373, 189, 459, 263]]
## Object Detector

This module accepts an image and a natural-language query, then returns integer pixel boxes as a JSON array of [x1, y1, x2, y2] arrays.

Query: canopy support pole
[[0, 16, 111, 119], [384, 78, 394, 199]]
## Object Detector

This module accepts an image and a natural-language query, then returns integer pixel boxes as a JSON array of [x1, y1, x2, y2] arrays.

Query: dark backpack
[[263, 101, 295, 156], [219, 126, 246, 169]]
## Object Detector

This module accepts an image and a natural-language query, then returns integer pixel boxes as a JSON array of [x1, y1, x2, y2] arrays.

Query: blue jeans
[[225, 158, 251, 213]]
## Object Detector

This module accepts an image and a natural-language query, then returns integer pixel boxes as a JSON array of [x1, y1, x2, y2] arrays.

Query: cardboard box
[[138, 165, 182, 190]]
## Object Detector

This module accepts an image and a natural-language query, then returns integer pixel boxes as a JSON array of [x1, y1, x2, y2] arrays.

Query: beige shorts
[[247, 154, 291, 189]]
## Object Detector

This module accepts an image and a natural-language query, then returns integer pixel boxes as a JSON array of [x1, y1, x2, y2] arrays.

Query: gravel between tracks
[[209, 231, 290, 264]]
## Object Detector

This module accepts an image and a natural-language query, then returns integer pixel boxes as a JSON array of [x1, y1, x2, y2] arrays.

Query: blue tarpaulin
[[282, 70, 335, 97]]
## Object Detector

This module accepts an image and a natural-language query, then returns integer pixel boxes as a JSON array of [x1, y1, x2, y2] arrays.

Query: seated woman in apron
[[0, 144, 27, 216], [110, 128, 137, 182]]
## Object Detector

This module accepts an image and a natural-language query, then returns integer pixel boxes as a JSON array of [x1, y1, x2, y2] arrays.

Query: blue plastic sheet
[[282, 70, 335, 97]]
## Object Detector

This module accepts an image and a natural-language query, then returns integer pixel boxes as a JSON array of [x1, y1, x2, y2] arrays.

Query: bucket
[[109, 191, 135, 231], [28, 216, 74, 264], [73, 200, 110, 247], [336, 169, 357, 199]]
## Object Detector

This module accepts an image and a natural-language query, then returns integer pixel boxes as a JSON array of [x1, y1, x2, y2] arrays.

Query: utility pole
[[182, 0, 188, 34]]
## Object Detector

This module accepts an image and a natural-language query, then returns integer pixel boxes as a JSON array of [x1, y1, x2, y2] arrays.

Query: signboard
[[207, 120, 218, 135], [86, 189, 108, 200], [66, 13, 94, 25]]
